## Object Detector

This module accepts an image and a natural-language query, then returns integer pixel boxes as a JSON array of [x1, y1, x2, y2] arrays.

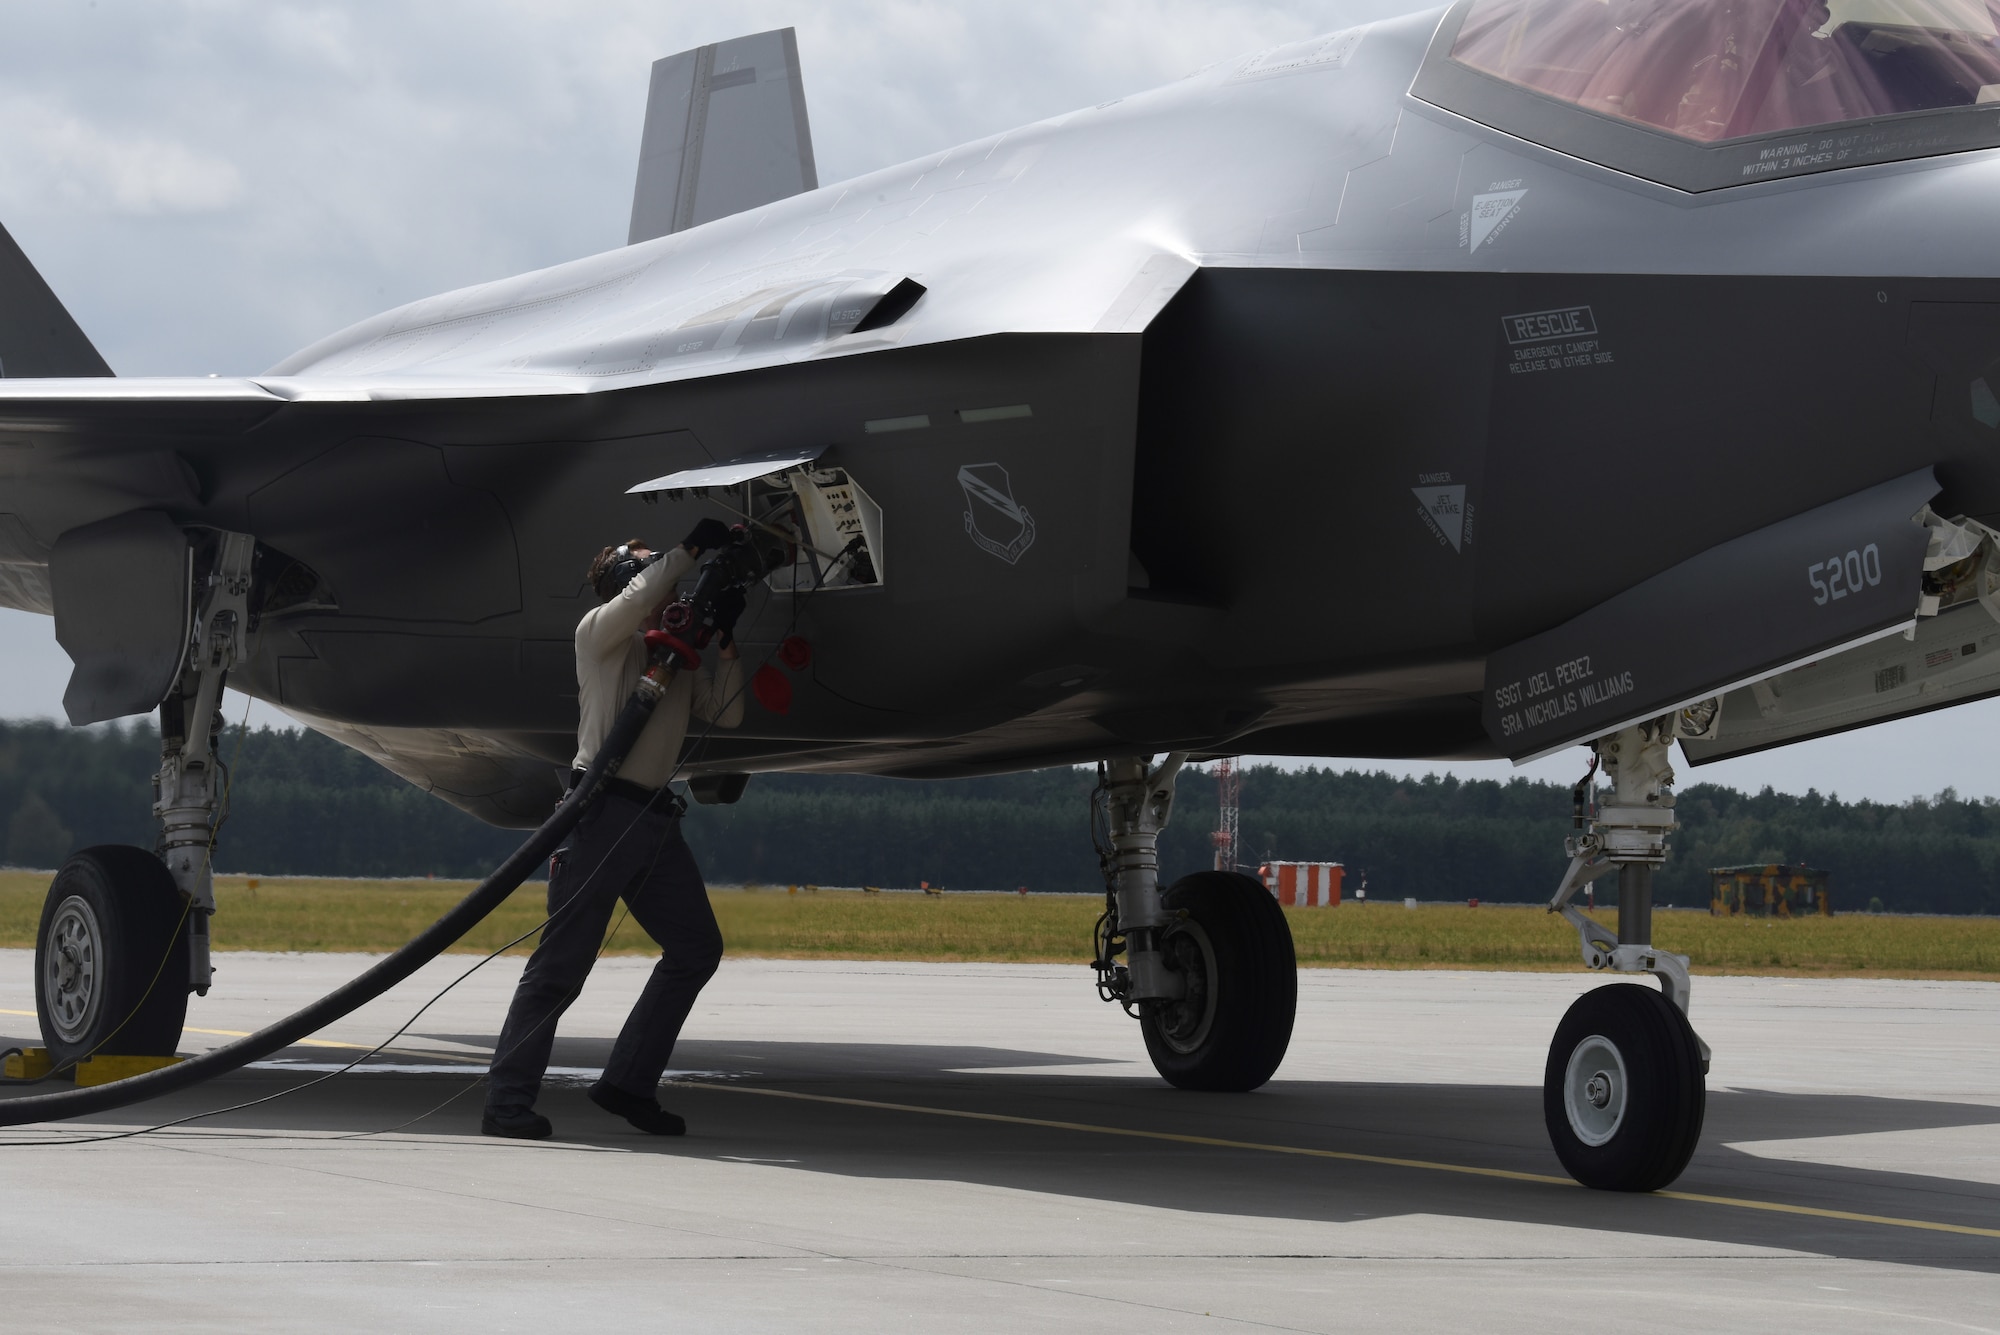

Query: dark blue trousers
[[485, 788, 723, 1116]]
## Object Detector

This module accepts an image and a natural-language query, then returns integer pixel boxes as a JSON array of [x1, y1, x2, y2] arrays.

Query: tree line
[[0, 718, 1996, 914]]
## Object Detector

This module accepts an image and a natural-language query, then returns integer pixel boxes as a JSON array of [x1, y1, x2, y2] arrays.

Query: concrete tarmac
[[3, 951, 1998, 1333]]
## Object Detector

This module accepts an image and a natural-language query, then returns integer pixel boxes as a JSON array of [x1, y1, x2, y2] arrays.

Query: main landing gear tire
[[1544, 983, 1705, 1192], [1141, 871, 1297, 1092], [34, 846, 191, 1066]]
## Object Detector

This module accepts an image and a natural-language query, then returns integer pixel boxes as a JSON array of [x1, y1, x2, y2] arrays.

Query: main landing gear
[[1092, 755, 1297, 1090], [1543, 711, 1715, 1191], [33, 531, 254, 1065]]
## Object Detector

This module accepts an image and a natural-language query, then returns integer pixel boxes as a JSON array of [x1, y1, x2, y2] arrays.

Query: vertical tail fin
[[0, 220, 111, 377], [627, 27, 818, 244]]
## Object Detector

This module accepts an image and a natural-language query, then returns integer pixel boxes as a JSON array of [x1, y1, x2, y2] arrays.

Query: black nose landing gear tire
[[1140, 870, 1297, 1092], [34, 846, 192, 1067], [1544, 982, 1705, 1192]]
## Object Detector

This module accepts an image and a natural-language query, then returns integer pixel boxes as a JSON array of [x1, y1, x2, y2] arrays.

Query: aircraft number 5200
[[1808, 543, 1882, 606]]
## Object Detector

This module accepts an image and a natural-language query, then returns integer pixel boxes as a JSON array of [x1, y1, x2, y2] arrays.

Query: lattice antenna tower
[[1211, 756, 1241, 871]]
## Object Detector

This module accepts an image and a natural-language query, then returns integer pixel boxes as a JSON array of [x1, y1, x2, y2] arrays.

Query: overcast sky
[[2, 0, 1997, 805]]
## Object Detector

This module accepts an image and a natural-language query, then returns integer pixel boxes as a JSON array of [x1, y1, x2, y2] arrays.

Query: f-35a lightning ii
[[7, 3, 2000, 1189]]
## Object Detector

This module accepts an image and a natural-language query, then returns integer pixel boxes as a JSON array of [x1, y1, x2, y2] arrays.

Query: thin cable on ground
[[3, 572, 813, 1143], [334, 905, 639, 1141], [338, 620, 786, 1141], [0, 899, 193, 1091], [2, 829, 653, 1148], [2, 691, 256, 1090], [0, 910, 565, 1147], [0, 667, 662, 1130], [1, 767, 672, 1143], [333, 594, 803, 1141]]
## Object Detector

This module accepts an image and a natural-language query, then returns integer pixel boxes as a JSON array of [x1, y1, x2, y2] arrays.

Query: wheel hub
[[1563, 1033, 1628, 1147], [42, 895, 104, 1044], [1152, 920, 1218, 1054]]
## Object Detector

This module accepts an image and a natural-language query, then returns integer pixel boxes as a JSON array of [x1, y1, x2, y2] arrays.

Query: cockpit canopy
[[1455, 0, 2000, 141], [1415, 0, 2000, 188]]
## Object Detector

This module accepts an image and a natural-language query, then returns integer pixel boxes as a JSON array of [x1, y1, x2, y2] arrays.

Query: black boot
[[588, 1082, 686, 1135], [481, 1108, 553, 1140]]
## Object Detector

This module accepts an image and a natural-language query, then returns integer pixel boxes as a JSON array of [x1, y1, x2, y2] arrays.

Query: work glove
[[711, 586, 748, 648], [682, 518, 731, 555]]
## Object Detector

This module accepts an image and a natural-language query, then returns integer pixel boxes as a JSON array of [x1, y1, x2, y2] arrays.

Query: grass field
[[3, 871, 1999, 978]]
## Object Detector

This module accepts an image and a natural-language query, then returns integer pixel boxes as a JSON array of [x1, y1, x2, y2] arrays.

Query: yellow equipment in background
[[1708, 864, 1831, 917]]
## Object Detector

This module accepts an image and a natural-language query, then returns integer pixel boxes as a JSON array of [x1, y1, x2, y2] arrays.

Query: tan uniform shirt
[[570, 546, 744, 789]]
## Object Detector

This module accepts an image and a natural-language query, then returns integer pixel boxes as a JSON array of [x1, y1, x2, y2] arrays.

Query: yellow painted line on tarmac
[[1, 1010, 348, 1050], [677, 1080, 1575, 1186], [1651, 1188, 2000, 1238], [676, 1081, 2000, 1242], [176, 1023, 485, 1063], [2, 1010, 475, 1060], [178, 1024, 356, 1051]]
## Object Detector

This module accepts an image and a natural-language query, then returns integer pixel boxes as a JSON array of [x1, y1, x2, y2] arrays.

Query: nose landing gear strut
[[1543, 711, 1713, 1192]]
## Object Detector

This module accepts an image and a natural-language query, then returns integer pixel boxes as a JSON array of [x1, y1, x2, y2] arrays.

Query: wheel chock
[[3, 1048, 53, 1079], [74, 1054, 185, 1087]]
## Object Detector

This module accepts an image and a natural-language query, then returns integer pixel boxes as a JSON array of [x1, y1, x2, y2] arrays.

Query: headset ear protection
[[598, 545, 662, 601]]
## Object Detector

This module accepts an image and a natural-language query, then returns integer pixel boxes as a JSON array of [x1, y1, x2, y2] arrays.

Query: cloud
[[0, 95, 245, 215], [0, 0, 1989, 805], [0, 0, 1418, 375]]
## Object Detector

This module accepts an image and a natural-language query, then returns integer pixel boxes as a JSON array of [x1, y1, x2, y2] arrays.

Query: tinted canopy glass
[[1451, 0, 2000, 142]]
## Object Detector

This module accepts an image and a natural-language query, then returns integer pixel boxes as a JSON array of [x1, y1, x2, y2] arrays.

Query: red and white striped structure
[[1260, 861, 1343, 908], [1210, 756, 1241, 872]]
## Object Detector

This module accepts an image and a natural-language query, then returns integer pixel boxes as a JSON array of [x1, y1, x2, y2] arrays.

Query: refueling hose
[[0, 670, 669, 1129]]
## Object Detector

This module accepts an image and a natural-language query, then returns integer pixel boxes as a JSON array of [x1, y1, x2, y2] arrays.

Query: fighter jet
[[7, 2, 1998, 1190]]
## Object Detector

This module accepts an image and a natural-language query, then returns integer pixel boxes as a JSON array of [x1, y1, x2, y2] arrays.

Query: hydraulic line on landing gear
[[0, 669, 673, 1129]]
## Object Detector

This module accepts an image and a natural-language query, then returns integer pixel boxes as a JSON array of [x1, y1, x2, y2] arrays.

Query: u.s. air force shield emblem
[[958, 462, 1036, 565]]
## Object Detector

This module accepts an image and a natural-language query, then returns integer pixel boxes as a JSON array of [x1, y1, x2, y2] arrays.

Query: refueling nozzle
[[658, 526, 784, 650]]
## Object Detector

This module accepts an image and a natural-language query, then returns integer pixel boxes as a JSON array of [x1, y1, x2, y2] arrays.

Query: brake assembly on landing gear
[[1090, 754, 1298, 1092], [1091, 753, 1192, 1012]]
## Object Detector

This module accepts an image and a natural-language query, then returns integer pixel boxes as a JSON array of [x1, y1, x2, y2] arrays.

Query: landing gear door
[[1683, 503, 2000, 765], [50, 510, 193, 726], [1482, 469, 1939, 762]]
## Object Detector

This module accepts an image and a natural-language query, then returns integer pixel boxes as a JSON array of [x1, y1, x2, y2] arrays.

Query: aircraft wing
[[0, 371, 589, 409], [0, 372, 597, 616]]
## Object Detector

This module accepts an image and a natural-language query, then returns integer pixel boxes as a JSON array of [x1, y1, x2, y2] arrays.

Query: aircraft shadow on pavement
[[6, 1028, 1998, 1274], [580, 1035, 2000, 1276]]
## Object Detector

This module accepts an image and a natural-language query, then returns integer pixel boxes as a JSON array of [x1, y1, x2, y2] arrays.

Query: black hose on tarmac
[[0, 678, 667, 1128]]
